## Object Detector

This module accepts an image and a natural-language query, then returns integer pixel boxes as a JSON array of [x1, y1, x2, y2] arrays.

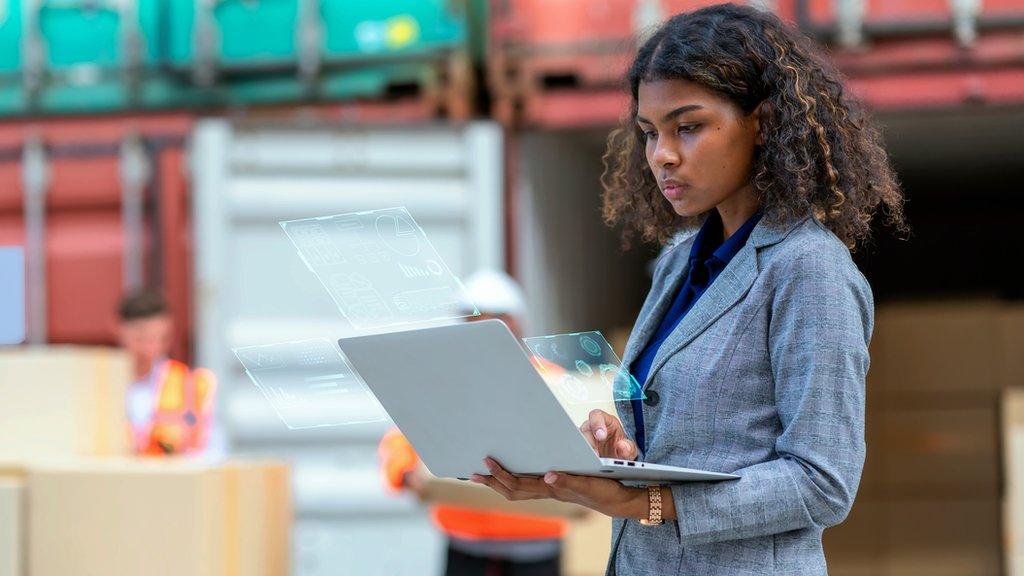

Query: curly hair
[[601, 2, 905, 250]]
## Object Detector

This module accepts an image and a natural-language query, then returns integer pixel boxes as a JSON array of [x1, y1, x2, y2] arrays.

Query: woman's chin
[[669, 200, 703, 218]]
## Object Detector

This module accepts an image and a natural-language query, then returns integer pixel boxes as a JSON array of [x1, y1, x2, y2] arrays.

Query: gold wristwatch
[[639, 485, 664, 526]]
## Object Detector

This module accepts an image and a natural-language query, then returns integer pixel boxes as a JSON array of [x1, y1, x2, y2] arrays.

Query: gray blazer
[[609, 214, 873, 576]]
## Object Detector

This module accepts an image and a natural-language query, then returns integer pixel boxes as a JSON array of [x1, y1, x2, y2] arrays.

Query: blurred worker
[[116, 289, 218, 457], [378, 270, 568, 576]]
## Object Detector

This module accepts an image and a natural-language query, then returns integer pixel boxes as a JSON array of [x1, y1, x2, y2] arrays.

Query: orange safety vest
[[378, 429, 567, 541], [133, 359, 217, 456]]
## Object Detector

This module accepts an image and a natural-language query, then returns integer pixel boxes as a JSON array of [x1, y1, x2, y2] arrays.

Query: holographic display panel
[[234, 338, 385, 429], [523, 331, 646, 405], [280, 207, 479, 329]]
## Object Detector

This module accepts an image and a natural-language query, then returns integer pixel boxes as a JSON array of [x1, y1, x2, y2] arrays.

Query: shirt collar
[[713, 209, 763, 263], [687, 212, 723, 264], [688, 209, 763, 265]]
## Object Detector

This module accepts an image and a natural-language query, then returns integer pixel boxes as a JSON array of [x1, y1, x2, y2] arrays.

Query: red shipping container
[[0, 114, 194, 362], [490, 0, 795, 49], [799, 0, 1024, 47], [488, 0, 799, 124], [489, 0, 720, 98]]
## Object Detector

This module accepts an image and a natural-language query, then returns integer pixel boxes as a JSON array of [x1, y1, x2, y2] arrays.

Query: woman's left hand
[[471, 457, 644, 518]]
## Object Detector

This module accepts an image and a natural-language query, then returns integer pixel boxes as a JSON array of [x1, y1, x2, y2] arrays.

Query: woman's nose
[[653, 142, 680, 167]]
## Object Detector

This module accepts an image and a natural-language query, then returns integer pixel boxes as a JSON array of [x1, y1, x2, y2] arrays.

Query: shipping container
[[797, 0, 1024, 48], [0, 0, 473, 116], [163, 0, 472, 115], [0, 0, 184, 116], [0, 114, 193, 361], [510, 129, 654, 336], [490, 0, 1024, 126], [488, 0, 798, 125], [190, 118, 505, 576]]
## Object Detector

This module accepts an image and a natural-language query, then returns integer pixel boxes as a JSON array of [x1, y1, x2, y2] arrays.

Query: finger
[[471, 474, 514, 500], [579, 421, 600, 451], [487, 458, 553, 497], [484, 458, 520, 492], [615, 438, 638, 460], [589, 409, 610, 442], [543, 471, 586, 501]]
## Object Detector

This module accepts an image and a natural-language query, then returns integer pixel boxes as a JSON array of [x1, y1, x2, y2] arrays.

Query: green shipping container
[[0, 0, 471, 115], [163, 0, 467, 105], [0, 0, 25, 112], [0, 0, 183, 116]]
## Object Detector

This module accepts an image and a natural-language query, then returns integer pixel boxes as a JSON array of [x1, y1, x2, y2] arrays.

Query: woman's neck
[[715, 186, 760, 240]]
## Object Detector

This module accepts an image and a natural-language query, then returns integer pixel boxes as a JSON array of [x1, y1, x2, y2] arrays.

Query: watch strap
[[639, 484, 663, 526]]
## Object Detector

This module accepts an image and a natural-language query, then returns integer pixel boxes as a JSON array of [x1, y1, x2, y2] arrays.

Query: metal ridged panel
[[0, 116, 193, 356], [191, 118, 504, 575]]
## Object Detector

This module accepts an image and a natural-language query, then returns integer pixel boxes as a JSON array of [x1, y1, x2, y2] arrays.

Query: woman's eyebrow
[[636, 104, 705, 124]]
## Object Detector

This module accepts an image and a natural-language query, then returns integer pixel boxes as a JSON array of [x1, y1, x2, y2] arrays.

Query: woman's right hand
[[580, 409, 638, 461]]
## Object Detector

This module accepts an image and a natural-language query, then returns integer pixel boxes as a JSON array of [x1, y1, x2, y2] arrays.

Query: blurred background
[[0, 1, 1023, 575]]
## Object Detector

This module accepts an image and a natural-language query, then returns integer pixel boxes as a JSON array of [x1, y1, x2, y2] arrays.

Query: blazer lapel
[[638, 213, 810, 387], [620, 245, 692, 370], [643, 242, 759, 388]]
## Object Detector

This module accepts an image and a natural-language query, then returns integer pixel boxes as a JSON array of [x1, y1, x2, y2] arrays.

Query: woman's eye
[[643, 130, 657, 140], [678, 124, 700, 134]]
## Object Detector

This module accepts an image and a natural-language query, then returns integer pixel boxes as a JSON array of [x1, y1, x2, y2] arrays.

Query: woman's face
[[636, 79, 762, 218]]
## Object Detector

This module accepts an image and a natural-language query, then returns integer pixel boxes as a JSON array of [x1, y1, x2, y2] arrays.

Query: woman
[[472, 3, 905, 575]]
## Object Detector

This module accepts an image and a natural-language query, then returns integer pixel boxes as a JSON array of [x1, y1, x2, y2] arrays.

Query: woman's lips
[[662, 183, 689, 200]]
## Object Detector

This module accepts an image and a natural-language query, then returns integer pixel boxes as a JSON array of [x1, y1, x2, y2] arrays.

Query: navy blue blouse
[[629, 209, 763, 454]]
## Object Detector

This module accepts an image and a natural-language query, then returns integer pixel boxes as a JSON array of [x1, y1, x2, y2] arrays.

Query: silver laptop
[[338, 319, 739, 484]]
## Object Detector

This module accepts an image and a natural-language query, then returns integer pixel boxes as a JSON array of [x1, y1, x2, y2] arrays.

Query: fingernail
[[544, 473, 557, 484], [470, 474, 483, 483], [596, 428, 607, 441]]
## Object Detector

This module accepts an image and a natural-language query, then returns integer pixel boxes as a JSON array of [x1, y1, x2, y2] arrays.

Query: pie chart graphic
[[375, 212, 421, 256]]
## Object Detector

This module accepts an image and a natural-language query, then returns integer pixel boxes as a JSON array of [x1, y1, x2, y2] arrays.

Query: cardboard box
[[999, 305, 1024, 389], [884, 498, 1001, 576], [827, 497, 1000, 576], [1004, 389, 1024, 575], [823, 500, 886, 576], [220, 461, 292, 576], [876, 404, 999, 496], [27, 458, 291, 576], [0, 346, 131, 460], [0, 478, 23, 576], [869, 301, 1002, 393], [421, 473, 589, 519], [562, 512, 612, 576]]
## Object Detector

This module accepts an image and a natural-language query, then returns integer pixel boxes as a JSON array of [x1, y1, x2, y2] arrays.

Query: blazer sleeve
[[669, 246, 873, 546]]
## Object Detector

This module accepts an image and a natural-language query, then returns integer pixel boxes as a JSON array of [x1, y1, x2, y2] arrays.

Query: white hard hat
[[462, 269, 526, 318]]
